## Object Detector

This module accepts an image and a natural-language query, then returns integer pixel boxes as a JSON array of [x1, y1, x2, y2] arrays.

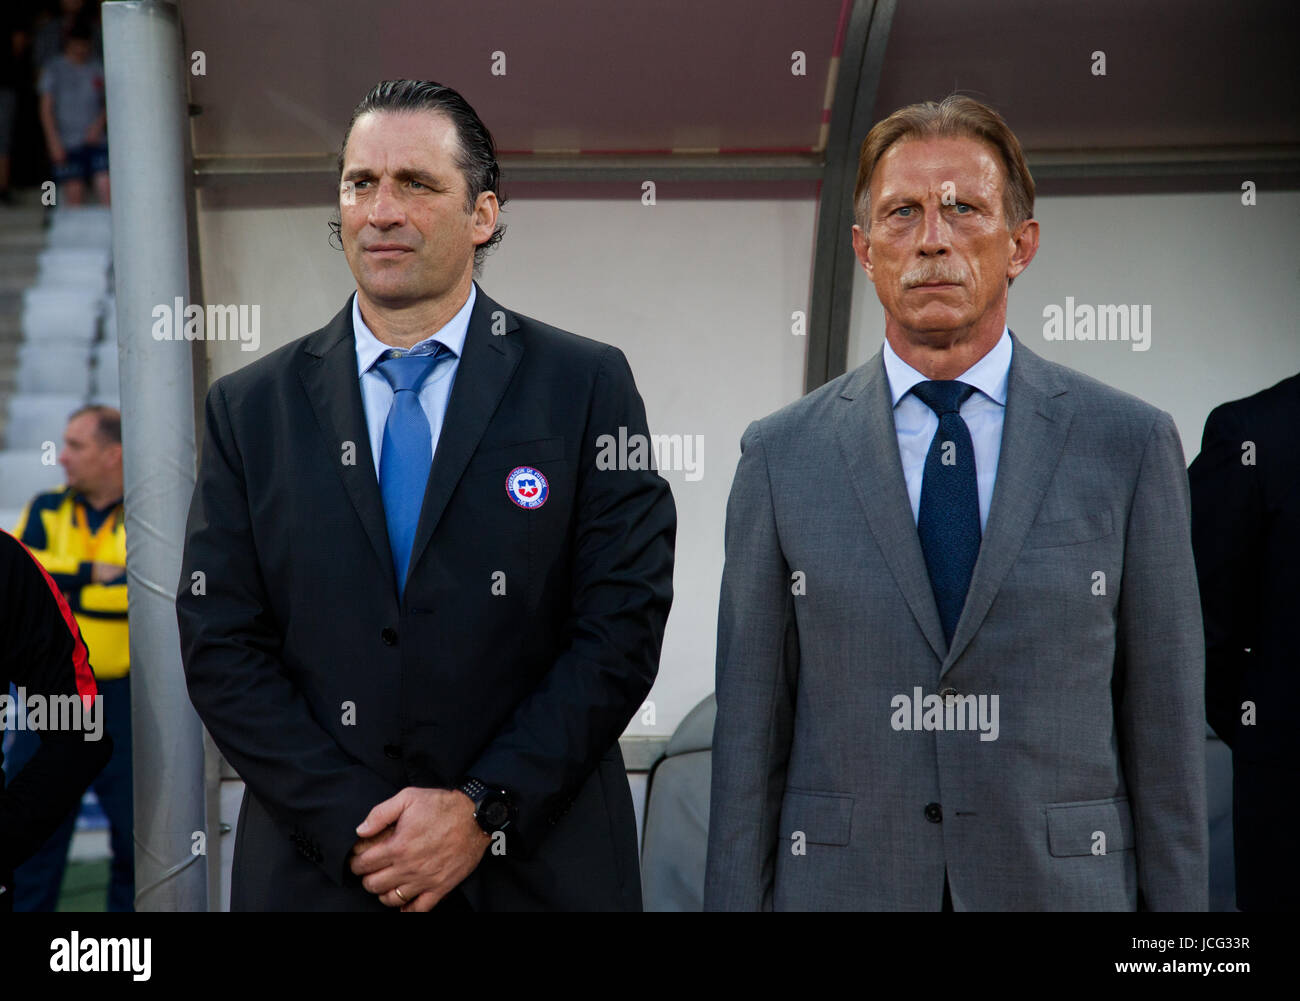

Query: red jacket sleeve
[[0, 529, 113, 875]]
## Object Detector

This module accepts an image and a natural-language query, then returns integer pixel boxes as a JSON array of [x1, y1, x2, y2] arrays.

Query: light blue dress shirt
[[881, 327, 1012, 533], [353, 283, 476, 480]]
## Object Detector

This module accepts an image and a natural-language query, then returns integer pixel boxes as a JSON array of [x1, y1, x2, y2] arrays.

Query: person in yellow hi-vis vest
[[3, 404, 133, 910]]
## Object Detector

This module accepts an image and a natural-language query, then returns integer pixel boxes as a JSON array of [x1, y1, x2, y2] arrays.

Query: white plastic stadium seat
[[640, 694, 716, 911], [4, 394, 86, 450], [21, 288, 102, 345], [35, 247, 112, 296], [17, 341, 93, 395], [101, 296, 117, 341], [0, 450, 61, 508], [0, 509, 28, 535], [46, 206, 113, 250], [92, 341, 119, 398]]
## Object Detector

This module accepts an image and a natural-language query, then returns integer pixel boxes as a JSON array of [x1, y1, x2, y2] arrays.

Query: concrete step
[[0, 214, 46, 229], [0, 266, 40, 290], [0, 208, 48, 232], [0, 234, 46, 253]]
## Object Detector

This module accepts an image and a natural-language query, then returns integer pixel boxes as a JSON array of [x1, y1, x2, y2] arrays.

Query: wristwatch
[[457, 778, 515, 834]]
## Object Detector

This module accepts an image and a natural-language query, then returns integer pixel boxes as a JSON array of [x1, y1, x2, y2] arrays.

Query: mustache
[[901, 263, 967, 287]]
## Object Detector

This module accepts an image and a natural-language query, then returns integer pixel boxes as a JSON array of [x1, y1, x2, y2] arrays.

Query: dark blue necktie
[[911, 380, 981, 647], [376, 348, 445, 598]]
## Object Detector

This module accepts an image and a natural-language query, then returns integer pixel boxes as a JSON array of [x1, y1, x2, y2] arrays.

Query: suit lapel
[[296, 296, 395, 589], [405, 286, 523, 584], [940, 331, 1075, 675], [835, 355, 949, 664]]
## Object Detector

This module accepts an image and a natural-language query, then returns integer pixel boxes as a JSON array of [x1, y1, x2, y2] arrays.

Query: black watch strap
[[458, 777, 489, 806], [457, 777, 513, 834]]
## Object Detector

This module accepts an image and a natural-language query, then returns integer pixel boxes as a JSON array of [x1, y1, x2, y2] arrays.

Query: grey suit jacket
[[705, 332, 1208, 911]]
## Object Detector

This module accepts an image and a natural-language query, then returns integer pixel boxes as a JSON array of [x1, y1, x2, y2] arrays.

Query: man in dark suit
[[176, 79, 675, 911], [1190, 373, 1300, 912]]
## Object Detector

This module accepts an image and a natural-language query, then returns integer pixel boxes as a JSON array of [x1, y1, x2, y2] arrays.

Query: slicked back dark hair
[[330, 79, 506, 270]]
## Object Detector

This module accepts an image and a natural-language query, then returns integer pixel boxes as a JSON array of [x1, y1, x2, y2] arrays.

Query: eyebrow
[[877, 189, 989, 210], [341, 166, 444, 186]]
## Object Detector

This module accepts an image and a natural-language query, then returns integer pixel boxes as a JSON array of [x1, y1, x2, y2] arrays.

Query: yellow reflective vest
[[12, 488, 129, 680]]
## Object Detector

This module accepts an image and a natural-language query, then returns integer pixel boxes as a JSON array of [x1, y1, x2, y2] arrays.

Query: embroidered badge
[[506, 466, 549, 509]]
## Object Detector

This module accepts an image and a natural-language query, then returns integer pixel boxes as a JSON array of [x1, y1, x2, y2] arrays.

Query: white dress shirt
[[352, 283, 476, 480], [881, 326, 1012, 533]]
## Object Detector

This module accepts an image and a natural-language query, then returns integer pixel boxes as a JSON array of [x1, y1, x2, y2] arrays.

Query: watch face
[[482, 799, 510, 830]]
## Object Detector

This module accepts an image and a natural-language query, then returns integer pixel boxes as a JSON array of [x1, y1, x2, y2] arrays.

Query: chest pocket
[[463, 436, 566, 481], [1022, 510, 1113, 550]]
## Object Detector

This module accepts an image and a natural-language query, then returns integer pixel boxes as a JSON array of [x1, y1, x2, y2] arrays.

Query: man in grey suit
[[705, 95, 1207, 911]]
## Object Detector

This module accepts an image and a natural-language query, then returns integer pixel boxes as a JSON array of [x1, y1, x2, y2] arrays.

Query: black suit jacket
[[176, 285, 676, 911], [1189, 371, 1300, 910]]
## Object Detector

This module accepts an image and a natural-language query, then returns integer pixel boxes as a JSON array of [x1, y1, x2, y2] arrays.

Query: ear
[[851, 224, 874, 281], [1006, 218, 1039, 281], [471, 190, 500, 247]]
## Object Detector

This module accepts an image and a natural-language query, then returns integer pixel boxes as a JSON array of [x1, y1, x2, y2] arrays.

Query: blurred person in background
[[37, 15, 108, 207], [1190, 373, 1300, 912], [3, 405, 132, 911], [0, 11, 23, 206], [32, 0, 100, 75], [2, 5, 47, 195]]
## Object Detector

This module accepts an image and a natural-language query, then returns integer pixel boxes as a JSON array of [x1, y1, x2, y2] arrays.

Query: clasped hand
[[350, 787, 489, 912]]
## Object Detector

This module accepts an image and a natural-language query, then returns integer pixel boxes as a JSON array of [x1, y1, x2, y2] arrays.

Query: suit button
[[924, 803, 943, 823], [939, 687, 958, 703], [384, 744, 401, 759], [381, 628, 398, 646]]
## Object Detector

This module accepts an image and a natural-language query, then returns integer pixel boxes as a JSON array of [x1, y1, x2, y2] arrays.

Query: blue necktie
[[911, 380, 981, 647], [376, 348, 445, 598]]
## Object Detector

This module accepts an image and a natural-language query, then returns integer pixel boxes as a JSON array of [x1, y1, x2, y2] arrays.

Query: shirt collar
[[71, 490, 123, 516], [353, 282, 477, 376], [882, 325, 1012, 408]]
